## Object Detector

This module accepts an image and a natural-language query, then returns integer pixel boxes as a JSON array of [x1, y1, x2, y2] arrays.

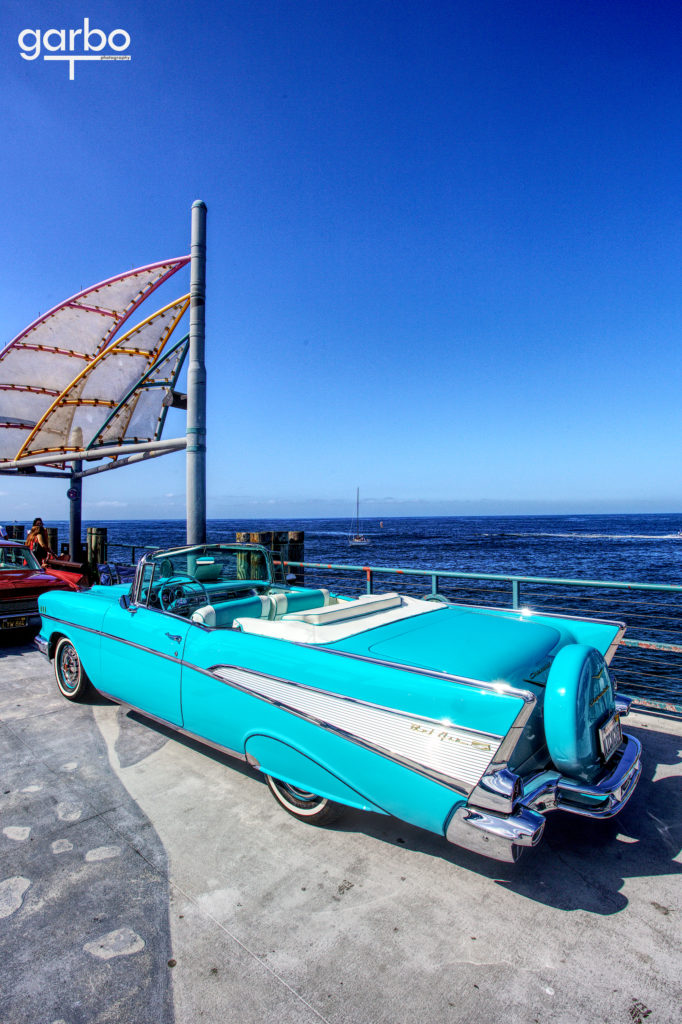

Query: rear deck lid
[[336, 606, 562, 682]]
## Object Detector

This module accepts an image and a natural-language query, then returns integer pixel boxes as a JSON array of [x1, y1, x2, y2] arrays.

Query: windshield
[[136, 543, 274, 612], [0, 545, 41, 571], [147, 544, 272, 585]]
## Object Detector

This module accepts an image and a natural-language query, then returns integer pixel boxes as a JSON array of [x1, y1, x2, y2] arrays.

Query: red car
[[0, 540, 78, 635]]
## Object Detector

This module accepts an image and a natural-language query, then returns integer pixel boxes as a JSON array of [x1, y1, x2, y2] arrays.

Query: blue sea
[[17, 513, 682, 705], [45, 511, 682, 583]]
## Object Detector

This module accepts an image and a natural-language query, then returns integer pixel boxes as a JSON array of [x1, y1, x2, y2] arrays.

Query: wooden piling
[[249, 533, 272, 580], [287, 531, 305, 586], [46, 527, 59, 555], [235, 529, 305, 585], [235, 532, 251, 579], [86, 526, 108, 565]]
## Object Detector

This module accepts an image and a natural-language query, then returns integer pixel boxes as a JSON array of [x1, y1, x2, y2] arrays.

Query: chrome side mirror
[[119, 593, 131, 610]]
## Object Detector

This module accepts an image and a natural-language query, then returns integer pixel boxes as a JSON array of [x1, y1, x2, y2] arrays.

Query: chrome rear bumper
[[446, 733, 642, 863], [446, 803, 545, 863], [523, 733, 642, 819]]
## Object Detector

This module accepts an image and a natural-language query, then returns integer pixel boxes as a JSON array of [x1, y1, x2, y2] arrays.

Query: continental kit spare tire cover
[[544, 644, 616, 782]]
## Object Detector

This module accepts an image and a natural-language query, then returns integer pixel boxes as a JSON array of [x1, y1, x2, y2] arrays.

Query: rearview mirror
[[119, 593, 131, 610]]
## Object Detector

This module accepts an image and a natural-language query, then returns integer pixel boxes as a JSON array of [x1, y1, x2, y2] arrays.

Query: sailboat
[[349, 487, 370, 545]]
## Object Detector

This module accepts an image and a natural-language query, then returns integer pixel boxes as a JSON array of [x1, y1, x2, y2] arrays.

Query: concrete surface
[[1, 640, 680, 1024]]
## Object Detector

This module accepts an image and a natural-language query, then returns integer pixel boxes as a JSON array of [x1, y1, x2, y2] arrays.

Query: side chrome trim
[[208, 662, 501, 738], [43, 614, 103, 639], [484, 690, 536, 766], [316, 644, 537, 703], [425, 598, 626, 641], [43, 613, 184, 666], [96, 691, 247, 763], [605, 622, 627, 667], [205, 662, 504, 795]]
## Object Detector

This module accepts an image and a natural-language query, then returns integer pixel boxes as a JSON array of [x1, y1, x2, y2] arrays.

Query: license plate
[[2, 616, 28, 629], [599, 712, 622, 761]]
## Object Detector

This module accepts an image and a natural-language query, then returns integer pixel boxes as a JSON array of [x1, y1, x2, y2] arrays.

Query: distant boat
[[349, 488, 370, 546]]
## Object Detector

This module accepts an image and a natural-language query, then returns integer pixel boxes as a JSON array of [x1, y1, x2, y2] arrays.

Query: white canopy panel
[[0, 257, 189, 462], [93, 334, 189, 450], [16, 296, 189, 460]]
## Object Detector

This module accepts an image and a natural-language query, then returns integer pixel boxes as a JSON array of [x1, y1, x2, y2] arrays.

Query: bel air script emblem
[[409, 722, 493, 753]]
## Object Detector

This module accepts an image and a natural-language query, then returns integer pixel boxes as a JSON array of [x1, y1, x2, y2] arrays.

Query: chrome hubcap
[[59, 647, 79, 690], [278, 782, 321, 805]]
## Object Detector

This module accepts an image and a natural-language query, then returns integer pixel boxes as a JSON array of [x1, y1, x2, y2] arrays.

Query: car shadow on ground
[[0, 678, 176, 1024], [107, 706, 681, 917], [0, 633, 40, 652], [340, 719, 681, 915]]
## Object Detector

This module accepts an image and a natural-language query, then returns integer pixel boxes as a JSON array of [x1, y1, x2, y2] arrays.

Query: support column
[[186, 200, 207, 545], [68, 461, 82, 560]]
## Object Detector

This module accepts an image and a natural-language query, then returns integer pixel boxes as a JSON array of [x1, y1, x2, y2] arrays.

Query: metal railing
[[281, 560, 682, 715], [106, 542, 155, 566]]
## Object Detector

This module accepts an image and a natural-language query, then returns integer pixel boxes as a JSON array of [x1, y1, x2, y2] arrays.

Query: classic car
[[0, 539, 78, 634], [35, 541, 642, 862]]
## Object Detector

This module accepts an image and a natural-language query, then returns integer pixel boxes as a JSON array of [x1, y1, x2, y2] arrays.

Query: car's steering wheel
[[158, 573, 209, 615]]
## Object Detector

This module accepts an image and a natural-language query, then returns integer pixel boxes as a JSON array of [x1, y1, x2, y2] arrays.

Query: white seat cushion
[[191, 604, 216, 627], [283, 592, 401, 625], [234, 594, 443, 644], [267, 592, 289, 619]]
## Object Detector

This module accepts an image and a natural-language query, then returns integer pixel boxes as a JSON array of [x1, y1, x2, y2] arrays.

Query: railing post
[[431, 574, 439, 597], [512, 579, 520, 609], [366, 568, 373, 594]]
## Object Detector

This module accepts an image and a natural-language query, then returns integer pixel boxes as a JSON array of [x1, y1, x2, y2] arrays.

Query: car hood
[[0, 569, 71, 595], [332, 605, 565, 684]]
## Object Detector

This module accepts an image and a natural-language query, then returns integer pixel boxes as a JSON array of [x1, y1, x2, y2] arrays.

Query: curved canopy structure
[[89, 333, 189, 453], [0, 257, 189, 463], [15, 296, 189, 461]]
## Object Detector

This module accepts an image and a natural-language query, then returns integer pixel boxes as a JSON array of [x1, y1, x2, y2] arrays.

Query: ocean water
[[19, 513, 682, 704], [65, 511, 682, 583]]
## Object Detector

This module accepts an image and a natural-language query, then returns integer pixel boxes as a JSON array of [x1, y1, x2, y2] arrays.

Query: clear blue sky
[[2, 0, 682, 520]]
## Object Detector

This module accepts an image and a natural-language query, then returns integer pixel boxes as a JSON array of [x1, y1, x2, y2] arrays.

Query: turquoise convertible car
[[36, 542, 642, 862]]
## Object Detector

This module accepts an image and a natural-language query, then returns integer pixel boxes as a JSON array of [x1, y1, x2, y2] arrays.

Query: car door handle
[[165, 632, 183, 643]]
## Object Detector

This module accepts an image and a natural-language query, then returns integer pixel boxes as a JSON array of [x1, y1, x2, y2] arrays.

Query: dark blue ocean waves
[[74, 512, 682, 585], [28, 514, 682, 705]]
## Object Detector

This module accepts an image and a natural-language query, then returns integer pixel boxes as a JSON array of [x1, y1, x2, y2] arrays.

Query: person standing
[[26, 518, 54, 564]]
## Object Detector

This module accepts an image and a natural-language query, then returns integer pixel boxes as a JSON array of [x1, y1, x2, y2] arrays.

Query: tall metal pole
[[68, 460, 82, 560], [186, 200, 207, 544]]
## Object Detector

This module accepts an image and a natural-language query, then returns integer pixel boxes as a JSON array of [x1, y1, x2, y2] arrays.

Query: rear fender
[[244, 734, 384, 813]]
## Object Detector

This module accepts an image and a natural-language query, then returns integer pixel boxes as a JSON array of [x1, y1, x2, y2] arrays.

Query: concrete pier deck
[[1, 642, 680, 1024]]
